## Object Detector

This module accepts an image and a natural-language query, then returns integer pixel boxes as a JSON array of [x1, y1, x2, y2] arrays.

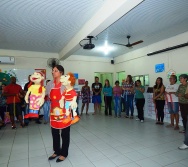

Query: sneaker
[[140, 120, 144, 123], [124, 115, 129, 118], [12, 126, 16, 129], [135, 118, 140, 121], [179, 130, 185, 133], [178, 144, 188, 150], [44, 121, 48, 124]]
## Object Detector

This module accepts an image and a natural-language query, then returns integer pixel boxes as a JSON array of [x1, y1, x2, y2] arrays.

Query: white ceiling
[[0, 0, 105, 52], [0, 0, 188, 58]]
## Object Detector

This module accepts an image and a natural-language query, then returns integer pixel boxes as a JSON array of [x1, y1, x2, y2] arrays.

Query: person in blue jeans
[[122, 75, 135, 119], [43, 80, 51, 124], [113, 81, 122, 118]]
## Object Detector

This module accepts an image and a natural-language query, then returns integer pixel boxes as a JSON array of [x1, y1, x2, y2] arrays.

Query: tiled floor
[[0, 112, 188, 167]]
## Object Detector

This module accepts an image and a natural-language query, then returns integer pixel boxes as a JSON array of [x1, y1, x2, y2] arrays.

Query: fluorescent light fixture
[[98, 41, 115, 55]]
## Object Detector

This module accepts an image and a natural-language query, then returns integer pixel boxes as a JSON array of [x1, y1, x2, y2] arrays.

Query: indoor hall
[[1, 0, 188, 167]]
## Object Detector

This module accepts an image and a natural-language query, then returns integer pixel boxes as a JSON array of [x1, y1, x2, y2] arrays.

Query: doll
[[24, 72, 45, 118], [59, 73, 80, 124]]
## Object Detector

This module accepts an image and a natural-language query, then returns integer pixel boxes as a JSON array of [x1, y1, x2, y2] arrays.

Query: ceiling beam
[[59, 0, 144, 60]]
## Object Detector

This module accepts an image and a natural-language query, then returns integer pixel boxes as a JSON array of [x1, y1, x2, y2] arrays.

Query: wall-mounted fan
[[47, 58, 60, 68], [113, 35, 143, 48]]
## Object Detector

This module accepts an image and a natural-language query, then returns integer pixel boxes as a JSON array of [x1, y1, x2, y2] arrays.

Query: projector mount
[[79, 36, 97, 49]]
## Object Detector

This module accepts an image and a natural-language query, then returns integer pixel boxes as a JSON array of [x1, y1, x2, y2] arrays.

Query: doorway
[[94, 72, 113, 107], [116, 71, 126, 85]]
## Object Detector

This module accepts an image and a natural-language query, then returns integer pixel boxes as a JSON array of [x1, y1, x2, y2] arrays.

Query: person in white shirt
[[165, 75, 179, 130]]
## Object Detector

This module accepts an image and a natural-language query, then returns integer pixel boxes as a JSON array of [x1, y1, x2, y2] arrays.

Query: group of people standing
[[79, 75, 146, 122]]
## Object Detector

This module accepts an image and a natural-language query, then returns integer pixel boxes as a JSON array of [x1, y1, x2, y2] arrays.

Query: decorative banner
[[0, 72, 11, 85], [35, 69, 46, 79], [78, 79, 85, 85], [73, 73, 79, 79], [155, 63, 165, 73]]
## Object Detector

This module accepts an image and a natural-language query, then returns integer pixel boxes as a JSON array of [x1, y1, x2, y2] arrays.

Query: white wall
[[115, 31, 188, 86], [0, 49, 59, 80], [61, 55, 114, 88]]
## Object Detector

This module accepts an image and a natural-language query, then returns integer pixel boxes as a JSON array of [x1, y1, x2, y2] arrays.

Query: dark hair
[[2, 83, 6, 86], [127, 75, 133, 83], [95, 76, 99, 79], [104, 79, 110, 87], [154, 77, 163, 89], [115, 80, 119, 84], [135, 80, 141, 87], [179, 74, 188, 81], [171, 75, 177, 83], [53, 65, 64, 74]]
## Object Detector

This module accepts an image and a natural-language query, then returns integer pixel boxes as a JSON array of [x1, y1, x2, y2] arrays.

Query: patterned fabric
[[122, 82, 134, 97], [0, 90, 6, 106], [175, 83, 188, 104], [82, 86, 90, 103], [154, 87, 165, 100]]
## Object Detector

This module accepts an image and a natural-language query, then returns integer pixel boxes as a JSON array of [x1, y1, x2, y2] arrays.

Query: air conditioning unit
[[0, 56, 15, 64]]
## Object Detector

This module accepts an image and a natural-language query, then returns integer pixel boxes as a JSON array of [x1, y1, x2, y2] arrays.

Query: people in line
[[165, 75, 179, 130], [175, 74, 188, 133], [153, 77, 165, 125], [46, 65, 70, 162], [0, 83, 6, 128], [135, 80, 145, 123], [179, 77, 188, 150], [92, 77, 102, 115], [43, 80, 51, 124], [3, 77, 25, 129], [81, 81, 90, 115], [113, 80, 122, 118], [122, 75, 135, 119], [103, 79, 112, 116]]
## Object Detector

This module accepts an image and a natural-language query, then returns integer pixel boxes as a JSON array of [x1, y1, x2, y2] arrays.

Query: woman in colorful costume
[[47, 65, 79, 163], [25, 72, 45, 118]]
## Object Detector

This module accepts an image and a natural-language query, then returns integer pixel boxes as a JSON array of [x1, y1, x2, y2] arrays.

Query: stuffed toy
[[24, 72, 45, 118], [59, 73, 80, 124]]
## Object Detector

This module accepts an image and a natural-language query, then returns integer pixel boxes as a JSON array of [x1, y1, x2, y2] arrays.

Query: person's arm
[[174, 85, 180, 97], [154, 85, 165, 100], [138, 86, 145, 93]]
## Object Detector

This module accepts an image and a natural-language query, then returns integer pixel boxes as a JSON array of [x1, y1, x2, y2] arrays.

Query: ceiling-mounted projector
[[79, 36, 96, 50]]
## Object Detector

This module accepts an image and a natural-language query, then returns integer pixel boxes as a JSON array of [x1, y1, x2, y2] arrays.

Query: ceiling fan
[[113, 35, 143, 48]]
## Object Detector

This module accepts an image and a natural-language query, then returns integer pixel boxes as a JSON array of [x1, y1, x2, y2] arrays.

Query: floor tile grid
[[72, 115, 187, 167]]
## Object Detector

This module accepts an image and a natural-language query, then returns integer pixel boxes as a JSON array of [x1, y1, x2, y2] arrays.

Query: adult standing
[[165, 75, 179, 130], [47, 65, 69, 162], [103, 79, 112, 116], [179, 81, 188, 150], [153, 77, 165, 125], [3, 77, 24, 129], [43, 80, 51, 124], [92, 77, 102, 115], [113, 80, 122, 118], [81, 81, 90, 115], [135, 80, 145, 122], [0, 84, 6, 127], [122, 75, 134, 119], [175, 74, 188, 133]]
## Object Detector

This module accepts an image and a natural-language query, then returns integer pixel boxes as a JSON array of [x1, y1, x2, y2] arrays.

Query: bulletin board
[[0, 69, 34, 88]]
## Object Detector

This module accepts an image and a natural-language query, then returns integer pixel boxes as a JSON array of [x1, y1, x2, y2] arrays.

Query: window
[[133, 75, 149, 86]]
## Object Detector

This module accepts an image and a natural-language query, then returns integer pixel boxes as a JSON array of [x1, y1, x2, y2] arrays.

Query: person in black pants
[[153, 77, 165, 125], [135, 80, 145, 122], [103, 79, 112, 116], [51, 126, 70, 157]]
